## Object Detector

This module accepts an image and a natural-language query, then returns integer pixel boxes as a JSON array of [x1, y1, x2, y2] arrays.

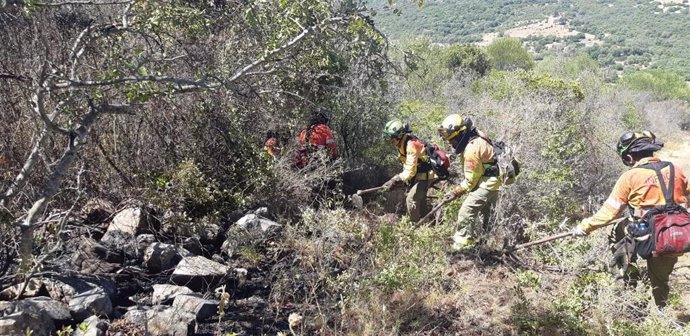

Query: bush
[[486, 37, 535, 71]]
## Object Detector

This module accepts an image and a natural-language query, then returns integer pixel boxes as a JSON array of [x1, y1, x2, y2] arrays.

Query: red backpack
[[631, 161, 690, 259]]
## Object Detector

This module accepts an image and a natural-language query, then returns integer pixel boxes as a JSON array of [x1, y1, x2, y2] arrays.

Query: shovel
[[351, 186, 387, 209]]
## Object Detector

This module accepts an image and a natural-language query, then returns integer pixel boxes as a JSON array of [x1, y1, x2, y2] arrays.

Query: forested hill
[[3, 1, 690, 335], [369, 0, 690, 79]]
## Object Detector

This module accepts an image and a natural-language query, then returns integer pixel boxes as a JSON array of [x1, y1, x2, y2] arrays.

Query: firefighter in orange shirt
[[572, 131, 689, 307], [263, 130, 280, 160], [294, 112, 338, 168], [438, 114, 502, 250]]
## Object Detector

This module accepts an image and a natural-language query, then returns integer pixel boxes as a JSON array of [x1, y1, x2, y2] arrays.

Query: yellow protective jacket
[[396, 135, 436, 183], [578, 157, 690, 233], [456, 135, 502, 193]]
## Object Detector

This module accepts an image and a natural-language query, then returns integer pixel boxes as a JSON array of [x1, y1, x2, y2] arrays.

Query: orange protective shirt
[[263, 137, 278, 160], [395, 135, 435, 182], [579, 157, 690, 233], [298, 124, 338, 159]]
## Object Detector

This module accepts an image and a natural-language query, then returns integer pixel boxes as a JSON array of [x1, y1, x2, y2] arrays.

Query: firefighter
[[294, 112, 338, 168], [572, 130, 688, 307], [381, 119, 436, 222], [263, 130, 280, 160], [438, 114, 502, 250]]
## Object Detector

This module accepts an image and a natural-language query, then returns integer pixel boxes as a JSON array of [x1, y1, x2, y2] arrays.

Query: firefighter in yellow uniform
[[381, 120, 437, 222], [573, 130, 689, 307], [438, 114, 502, 250]]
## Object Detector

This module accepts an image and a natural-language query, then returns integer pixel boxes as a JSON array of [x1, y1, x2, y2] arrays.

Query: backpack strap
[[637, 161, 674, 204]]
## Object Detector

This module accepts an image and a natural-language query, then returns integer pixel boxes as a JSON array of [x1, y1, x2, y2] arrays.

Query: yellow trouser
[[406, 178, 431, 222], [455, 187, 499, 241]]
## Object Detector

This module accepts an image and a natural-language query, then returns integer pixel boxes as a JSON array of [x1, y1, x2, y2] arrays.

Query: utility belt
[[415, 171, 435, 181]]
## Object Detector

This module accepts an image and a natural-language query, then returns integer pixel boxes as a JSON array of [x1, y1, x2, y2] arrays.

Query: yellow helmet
[[438, 114, 473, 141]]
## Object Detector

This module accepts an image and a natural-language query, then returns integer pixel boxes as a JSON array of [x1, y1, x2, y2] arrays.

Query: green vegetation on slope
[[370, 0, 690, 78]]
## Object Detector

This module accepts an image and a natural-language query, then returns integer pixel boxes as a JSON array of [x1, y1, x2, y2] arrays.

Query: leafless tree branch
[[0, 73, 27, 81]]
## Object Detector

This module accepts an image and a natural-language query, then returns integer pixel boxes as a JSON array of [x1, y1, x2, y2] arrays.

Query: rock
[[43, 276, 116, 303], [176, 246, 194, 259], [122, 308, 150, 327], [43, 278, 79, 302], [172, 294, 218, 321], [182, 236, 203, 255], [0, 302, 55, 336], [235, 214, 281, 234], [70, 237, 122, 272], [20, 297, 70, 322], [0, 301, 13, 313], [0, 279, 45, 300], [100, 207, 145, 247], [171, 256, 229, 290], [252, 207, 269, 217], [221, 214, 282, 256], [69, 287, 113, 321], [198, 223, 221, 243], [74, 315, 107, 336], [81, 199, 116, 229], [151, 284, 193, 305], [146, 307, 196, 336], [136, 234, 156, 253], [144, 243, 177, 272], [220, 238, 237, 257]]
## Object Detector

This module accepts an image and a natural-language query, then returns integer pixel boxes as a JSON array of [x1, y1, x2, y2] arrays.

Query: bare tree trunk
[[17, 107, 100, 276]]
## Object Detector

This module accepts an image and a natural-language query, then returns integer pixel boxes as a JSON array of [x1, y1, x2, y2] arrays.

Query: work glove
[[571, 226, 588, 237], [442, 192, 456, 203], [381, 175, 401, 192], [444, 186, 465, 201]]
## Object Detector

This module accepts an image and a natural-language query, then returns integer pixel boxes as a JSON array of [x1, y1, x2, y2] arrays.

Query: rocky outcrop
[[144, 243, 177, 272], [172, 294, 218, 321], [221, 214, 282, 256], [146, 308, 196, 336], [100, 207, 146, 254], [171, 256, 229, 290], [151, 284, 194, 304], [0, 298, 61, 336], [68, 287, 113, 321], [0, 279, 45, 300]]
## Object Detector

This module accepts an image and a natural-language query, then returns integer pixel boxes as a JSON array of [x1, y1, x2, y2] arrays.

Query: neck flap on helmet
[[453, 127, 478, 154]]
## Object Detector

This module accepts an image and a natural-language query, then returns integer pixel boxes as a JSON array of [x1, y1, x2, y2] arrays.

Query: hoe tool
[[417, 195, 454, 226], [351, 186, 388, 209], [504, 217, 627, 254]]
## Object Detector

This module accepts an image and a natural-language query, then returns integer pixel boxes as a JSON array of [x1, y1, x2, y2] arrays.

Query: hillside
[[3, 1, 690, 335], [369, 0, 690, 79]]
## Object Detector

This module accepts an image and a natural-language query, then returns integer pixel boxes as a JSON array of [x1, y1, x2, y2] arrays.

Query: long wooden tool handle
[[417, 199, 450, 225], [513, 232, 572, 250], [356, 186, 386, 195], [512, 217, 627, 251]]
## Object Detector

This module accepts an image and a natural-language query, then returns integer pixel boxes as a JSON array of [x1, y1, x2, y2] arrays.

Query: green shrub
[[620, 70, 690, 101], [487, 37, 535, 72]]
